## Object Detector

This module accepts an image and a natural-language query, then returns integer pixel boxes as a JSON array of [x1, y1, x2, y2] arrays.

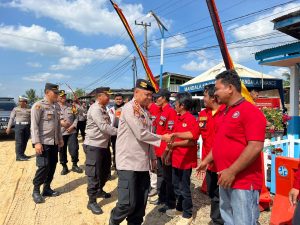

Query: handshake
[[160, 133, 177, 166]]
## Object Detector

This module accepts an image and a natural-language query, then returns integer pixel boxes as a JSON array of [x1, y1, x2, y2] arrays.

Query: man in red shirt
[[199, 70, 266, 225], [198, 84, 224, 225], [153, 89, 177, 212], [148, 100, 161, 197], [289, 164, 300, 224], [165, 92, 200, 225]]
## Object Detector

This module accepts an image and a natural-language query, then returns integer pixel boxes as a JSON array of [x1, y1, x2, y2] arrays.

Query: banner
[[110, 0, 159, 92]]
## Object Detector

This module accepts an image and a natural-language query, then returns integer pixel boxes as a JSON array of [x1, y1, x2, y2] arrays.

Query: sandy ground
[[0, 136, 271, 225]]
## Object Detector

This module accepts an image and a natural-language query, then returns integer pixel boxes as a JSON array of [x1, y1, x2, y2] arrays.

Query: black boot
[[61, 164, 69, 175], [72, 164, 83, 173], [97, 189, 111, 198], [42, 185, 60, 197], [87, 201, 103, 215], [32, 186, 44, 204]]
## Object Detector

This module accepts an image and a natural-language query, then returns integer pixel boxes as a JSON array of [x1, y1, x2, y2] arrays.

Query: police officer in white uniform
[[7, 96, 31, 161], [83, 87, 118, 214], [109, 79, 171, 225], [31, 83, 64, 204], [57, 90, 83, 175]]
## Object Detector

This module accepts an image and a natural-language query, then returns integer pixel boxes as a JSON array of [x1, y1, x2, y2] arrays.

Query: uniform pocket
[[85, 159, 96, 177], [118, 179, 130, 205]]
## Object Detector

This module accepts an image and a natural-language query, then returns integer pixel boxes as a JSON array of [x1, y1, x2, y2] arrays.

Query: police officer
[[77, 101, 87, 141], [58, 90, 83, 175], [83, 87, 118, 215], [109, 79, 171, 225], [31, 83, 64, 204], [6, 96, 31, 161], [107, 93, 124, 169]]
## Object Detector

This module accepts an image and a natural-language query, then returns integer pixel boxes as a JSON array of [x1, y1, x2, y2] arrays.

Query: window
[[0, 102, 16, 111]]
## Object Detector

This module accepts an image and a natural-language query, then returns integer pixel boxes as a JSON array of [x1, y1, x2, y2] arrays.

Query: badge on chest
[[159, 116, 166, 126]]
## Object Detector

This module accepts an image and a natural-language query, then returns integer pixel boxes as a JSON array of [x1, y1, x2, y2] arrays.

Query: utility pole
[[148, 10, 168, 89], [132, 56, 138, 88], [135, 20, 151, 79]]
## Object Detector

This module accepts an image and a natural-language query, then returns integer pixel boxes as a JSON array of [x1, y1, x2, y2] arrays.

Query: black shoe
[[42, 188, 60, 197], [87, 202, 103, 215], [97, 190, 111, 199], [22, 154, 31, 159], [158, 205, 172, 213], [32, 192, 44, 204], [149, 198, 164, 205], [61, 165, 69, 175], [16, 156, 29, 161], [72, 165, 83, 173]]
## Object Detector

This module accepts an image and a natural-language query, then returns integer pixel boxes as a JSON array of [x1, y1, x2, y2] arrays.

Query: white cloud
[[268, 67, 290, 79], [181, 50, 218, 72], [23, 73, 70, 82], [27, 62, 42, 68], [5, 0, 154, 36], [232, 3, 300, 40], [152, 33, 187, 49], [227, 3, 300, 62], [0, 24, 130, 69], [164, 34, 188, 49], [0, 24, 64, 55]]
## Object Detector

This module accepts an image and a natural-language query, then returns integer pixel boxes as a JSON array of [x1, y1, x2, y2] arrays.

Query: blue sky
[[0, 0, 298, 100]]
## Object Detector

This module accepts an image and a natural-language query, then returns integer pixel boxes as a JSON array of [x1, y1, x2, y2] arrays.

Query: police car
[[0, 97, 16, 134]]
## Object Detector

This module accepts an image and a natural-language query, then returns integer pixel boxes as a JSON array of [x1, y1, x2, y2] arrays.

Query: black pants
[[110, 170, 150, 225], [33, 145, 58, 191], [59, 133, 79, 165], [84, 144, 111, 202], [206, 170, 224, 225], [15, 124, 30, 158], [111, 135, 117, 167], [172, 168, 193, 218], [158, 158, 176, 208], [77, 120, 86, 141], [293, 201, 300, 225]]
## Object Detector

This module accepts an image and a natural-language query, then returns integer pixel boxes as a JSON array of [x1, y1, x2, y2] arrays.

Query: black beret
[[135, 79, 155, 92], [45, 83, 59, 94]]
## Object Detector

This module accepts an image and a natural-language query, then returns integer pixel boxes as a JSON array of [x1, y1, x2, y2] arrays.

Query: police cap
[[95, 87, 113, 95], [59, 90, 67, 97], [135, 79, 155, 92], [18, 96, 28, 102], [45, 83, 59, 94], [153, 88, 170, 99]]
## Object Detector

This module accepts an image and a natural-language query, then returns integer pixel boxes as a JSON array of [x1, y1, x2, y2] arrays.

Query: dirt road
[[0, 137, 270, 225]]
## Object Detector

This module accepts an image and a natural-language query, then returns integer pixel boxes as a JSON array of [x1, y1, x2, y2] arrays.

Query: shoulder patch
[[35, 104, 41, 110]]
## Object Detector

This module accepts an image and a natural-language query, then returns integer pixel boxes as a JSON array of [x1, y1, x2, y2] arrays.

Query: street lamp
[[147, 10, 168, 89]]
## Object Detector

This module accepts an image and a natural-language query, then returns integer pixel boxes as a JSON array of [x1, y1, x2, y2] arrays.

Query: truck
[[0, 97, 16, 134]]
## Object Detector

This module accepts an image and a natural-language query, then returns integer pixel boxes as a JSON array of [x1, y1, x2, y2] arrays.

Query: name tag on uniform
[[47, 111, 54, 120]]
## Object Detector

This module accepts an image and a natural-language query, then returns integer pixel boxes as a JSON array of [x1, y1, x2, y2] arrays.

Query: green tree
[[282, 72, 290, 87], [25, 89, 39, 104], [74, 88, 86, 98]]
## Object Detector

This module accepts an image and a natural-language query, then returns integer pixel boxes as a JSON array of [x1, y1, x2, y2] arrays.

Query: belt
[[16, 122, 30, 125]]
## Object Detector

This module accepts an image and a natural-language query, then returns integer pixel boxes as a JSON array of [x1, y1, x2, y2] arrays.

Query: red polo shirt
[[148, 103, 161, 128], [172, 111, 200, 170], [212, 99, 266, 190], [155, 104, 177, 157], [199, 105, 225, 172]]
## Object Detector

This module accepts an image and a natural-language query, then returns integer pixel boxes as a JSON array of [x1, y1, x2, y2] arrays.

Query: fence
[[263, 134, 300, 193]]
